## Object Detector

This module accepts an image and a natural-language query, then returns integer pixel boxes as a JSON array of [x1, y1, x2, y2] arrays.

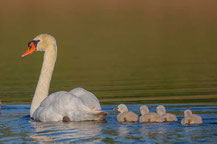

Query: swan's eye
[[28, 41, 31, 48], [28, 40, 40, 49], [33, 40, 40, 47]]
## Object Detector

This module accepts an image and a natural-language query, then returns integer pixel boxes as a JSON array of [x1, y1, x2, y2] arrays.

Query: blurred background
[[0, 0, 217, 104]]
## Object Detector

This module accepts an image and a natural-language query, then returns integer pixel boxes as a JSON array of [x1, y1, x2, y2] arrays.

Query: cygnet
[[114, 104, 138, 122], [181, 109, 203, 125], [139, 105, 163, 123], [157, 105, 178, 122]]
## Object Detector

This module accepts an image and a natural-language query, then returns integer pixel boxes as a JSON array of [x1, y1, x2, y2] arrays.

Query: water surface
[[1, 104, 217, 143]]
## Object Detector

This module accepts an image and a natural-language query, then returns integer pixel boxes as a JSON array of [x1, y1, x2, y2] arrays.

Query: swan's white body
[[23, 34, 106, 122], [32, 88, 103, 122]]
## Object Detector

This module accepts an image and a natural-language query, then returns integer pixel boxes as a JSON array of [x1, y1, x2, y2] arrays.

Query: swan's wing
[[39, 91, 67, 107], [69, 88, 101, 111], [33, 91, 97, 122]]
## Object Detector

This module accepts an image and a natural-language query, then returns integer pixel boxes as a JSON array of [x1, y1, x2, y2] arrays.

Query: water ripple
[[0, 104, 217, 143]]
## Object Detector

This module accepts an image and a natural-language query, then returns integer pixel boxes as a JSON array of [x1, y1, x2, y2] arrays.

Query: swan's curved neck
[[30, 44, 57, 117]]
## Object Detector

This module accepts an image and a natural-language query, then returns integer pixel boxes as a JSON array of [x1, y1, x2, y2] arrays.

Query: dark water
[[0, 104, 217, 143]]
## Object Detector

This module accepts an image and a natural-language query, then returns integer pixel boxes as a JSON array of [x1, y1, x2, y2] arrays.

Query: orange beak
[[21, 42, 37, 57]]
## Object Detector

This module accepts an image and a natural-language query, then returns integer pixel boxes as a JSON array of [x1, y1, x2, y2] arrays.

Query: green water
[[0, 0, 217, 104]]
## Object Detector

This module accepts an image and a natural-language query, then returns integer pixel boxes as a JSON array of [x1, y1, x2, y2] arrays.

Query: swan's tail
[[62, 112, 108, 122], [63, 116, 70, 122], [93, 112, 108, 120]]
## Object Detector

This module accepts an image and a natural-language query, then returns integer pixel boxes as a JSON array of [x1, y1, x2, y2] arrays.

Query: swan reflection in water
[[29, 120, 106, 143]]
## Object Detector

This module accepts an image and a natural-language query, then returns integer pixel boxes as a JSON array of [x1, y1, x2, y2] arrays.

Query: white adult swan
[[22, 34, 107, 122]]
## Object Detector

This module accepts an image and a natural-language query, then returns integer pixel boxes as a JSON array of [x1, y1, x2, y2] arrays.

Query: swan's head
[[184, 109, 192, 117], [140, 105, 149, 115], [156, 105, 166, 116], [114, 104, 128, 113], [22, 34, 56, 57]]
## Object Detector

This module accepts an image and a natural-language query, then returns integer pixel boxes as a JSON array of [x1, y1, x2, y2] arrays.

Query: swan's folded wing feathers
[[70, 88, 101, 111], [34, 91, 94, 122], [40, 91, 68, 107], [49, 92, 91, 113]]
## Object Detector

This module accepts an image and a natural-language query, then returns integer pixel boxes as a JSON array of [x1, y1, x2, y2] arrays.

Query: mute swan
[[156, 105, 178, 122], [139, 105, 163, 123], [181, 109, 203, 125], [22, 34, 107, 122], [114, 104, 138, 122]]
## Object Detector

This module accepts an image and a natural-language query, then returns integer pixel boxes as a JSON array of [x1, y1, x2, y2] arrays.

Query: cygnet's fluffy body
[[157, 105, 178, 122], [181, 110, 203, 125], [114, 104, 138, 122], [139, 105, 163, 123]]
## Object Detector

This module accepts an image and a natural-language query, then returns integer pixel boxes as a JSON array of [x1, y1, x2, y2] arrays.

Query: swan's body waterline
[[23, 34, 107, 122]]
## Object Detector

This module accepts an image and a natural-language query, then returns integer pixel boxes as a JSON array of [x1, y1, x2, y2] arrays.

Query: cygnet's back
[[117, 111, 138, 122], [181, 109, 203, 125], [114, 104, 138, 122], [157, 105, 178, 122], [139, 105, 163, 123]]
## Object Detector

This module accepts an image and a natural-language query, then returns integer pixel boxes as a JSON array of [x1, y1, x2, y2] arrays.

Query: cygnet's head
[[157, 105, 166, 116], [184, 109, 192, 117], [114, 104, 128, 113], [22, 34, 56, 57], [140, 105, 149, 115]]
